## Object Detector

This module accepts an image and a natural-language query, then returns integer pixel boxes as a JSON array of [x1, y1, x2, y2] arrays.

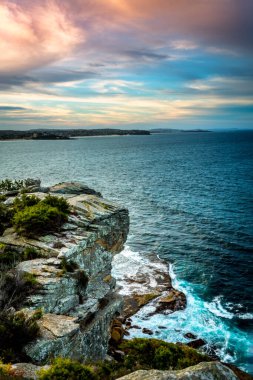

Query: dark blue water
[[0, 131, 252, 373]]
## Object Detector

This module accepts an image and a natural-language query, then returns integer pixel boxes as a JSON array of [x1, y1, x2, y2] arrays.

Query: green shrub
[[0, 310, 40, 363], [0, 178, 39, 193], [0, 179, 24, 192], [13, 194, 40, 212], [0, 272, 39, 310], [38, 358, 97, 380], [13, 203, 68, 237], [36, 339, 209, 380], [0, 246, 42, 271], [119, 338, 208, 371], [0, 202, 13, 236], [42, 195, 70, 214], [22, 247, 43, 260]]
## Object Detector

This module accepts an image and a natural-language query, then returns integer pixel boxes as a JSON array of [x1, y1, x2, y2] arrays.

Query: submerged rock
[[117, 361, 239, 380], [152, 289, 187, 315], [187, 338, 207, 349], [184, 332, 197, 340]]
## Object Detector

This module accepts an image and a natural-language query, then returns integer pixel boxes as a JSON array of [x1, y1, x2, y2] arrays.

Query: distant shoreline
[[0, 129, 151, 141]]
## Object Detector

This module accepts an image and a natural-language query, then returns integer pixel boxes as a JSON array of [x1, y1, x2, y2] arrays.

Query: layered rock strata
[[0, 182, 129, 364]]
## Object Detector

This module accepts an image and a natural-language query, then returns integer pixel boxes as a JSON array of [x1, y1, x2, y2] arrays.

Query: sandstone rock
[[117, 361, 239, 380], [49, 182, 101, 196], [153, 289, 187, 315], [112, 251, 186, 320], [110, 319, 125, 344], [122, 293, 159, 319]]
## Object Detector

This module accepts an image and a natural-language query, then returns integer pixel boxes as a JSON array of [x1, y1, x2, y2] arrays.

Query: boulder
[[117, 361, 239, 380], [49, 182, 101, 196], [142, 328, 153, 335], [184, 332, 197, 340], [187, 338, 206, 349], [10, 363, 49, 380], [153, 289, 187, 314]]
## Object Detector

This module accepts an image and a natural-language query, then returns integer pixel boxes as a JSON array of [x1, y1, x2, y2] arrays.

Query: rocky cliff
[[0, 182, 129, 364]]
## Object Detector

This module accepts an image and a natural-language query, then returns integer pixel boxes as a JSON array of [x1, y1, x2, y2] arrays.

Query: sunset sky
[[0, 0, 253, 130]]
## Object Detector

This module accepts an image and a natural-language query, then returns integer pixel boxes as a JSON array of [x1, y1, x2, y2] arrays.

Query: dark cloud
[[0, 106, 27, 111], [123, 50, 169, 61], [0, 69, 98, 91]]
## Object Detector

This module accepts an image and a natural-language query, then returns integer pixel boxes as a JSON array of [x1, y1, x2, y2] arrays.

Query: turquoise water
[[0, 131, 252, 373]]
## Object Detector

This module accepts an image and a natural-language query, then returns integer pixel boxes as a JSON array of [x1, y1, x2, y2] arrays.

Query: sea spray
[[113, 246, 252, 373]]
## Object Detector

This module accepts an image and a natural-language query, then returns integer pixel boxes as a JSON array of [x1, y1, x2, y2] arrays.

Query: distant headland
[[0, 129, 151, 140]]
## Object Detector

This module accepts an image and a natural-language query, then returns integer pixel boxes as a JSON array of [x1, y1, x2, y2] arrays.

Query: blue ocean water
[[0, 131, 252, 373]]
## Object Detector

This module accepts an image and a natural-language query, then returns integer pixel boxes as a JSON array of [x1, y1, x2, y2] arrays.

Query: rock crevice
[[0, 182, 129, 364]]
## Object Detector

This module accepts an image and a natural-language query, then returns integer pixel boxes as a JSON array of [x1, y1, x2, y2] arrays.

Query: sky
[[0, 0, 253, 130]]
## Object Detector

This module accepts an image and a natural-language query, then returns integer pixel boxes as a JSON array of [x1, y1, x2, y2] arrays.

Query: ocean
[[0, 131, 252, 373]]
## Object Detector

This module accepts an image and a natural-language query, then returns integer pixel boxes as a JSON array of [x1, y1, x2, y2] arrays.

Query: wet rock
[[184, 332, 197, 340], [142, 328, 153, 335], [117, 362, 239, 380], [153, 289, 187, 315], [187, 338, 206, 349], [112, 250, 186, 320], [122, 293, 159, 319]]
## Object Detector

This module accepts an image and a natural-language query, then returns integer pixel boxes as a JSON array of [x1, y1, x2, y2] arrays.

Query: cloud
[[0, 106, 27, 110], [0, 0, 81, 74]]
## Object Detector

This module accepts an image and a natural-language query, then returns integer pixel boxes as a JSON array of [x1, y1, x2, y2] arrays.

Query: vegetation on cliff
[[37, 338, 209, 380], [0, 192, 70, 238], [0, 310, 41, 363]]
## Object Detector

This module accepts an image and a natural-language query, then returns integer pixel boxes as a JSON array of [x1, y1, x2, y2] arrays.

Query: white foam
[[237, 313, 253, 320], [205, 296, 234, 320], [112, 245, 169, 296], [112, 246, 251, 371]]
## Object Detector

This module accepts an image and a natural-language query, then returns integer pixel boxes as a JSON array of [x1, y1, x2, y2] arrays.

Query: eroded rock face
[[117, 362, 239, 380], [0, 183, 129, 364], [112, 250, 186, 319]]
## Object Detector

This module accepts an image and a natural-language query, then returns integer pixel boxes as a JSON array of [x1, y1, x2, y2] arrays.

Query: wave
[[205, 296, 234, 319], [116, 246, 252, 373]]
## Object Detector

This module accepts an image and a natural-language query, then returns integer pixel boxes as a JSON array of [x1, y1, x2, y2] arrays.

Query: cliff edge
[[0, 181, 129, 364]]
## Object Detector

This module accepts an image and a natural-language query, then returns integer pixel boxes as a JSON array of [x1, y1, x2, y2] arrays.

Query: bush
[[0, 202, 13, 236], [0, 271, 40, 310], [119, 338, 208, 371], [42, 195, 70, 214], [36, 339, 209, 380], [38, 358, 97, 380], [13, 194, 40, 212], [13, 203, 68, 237], [0, 178, 40, 193], [0, 310, 40, 363], [0, 246, 42, 271]]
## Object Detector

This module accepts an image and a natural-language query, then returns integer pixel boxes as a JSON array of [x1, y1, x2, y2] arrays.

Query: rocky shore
[[0, 181, 129, 364], [0, 180, 251, 379]]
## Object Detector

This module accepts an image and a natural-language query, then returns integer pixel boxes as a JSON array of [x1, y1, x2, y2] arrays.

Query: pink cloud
[[0, 0, 82, 74], [1, 0, 252, 76]]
